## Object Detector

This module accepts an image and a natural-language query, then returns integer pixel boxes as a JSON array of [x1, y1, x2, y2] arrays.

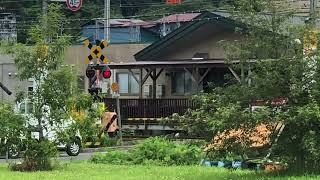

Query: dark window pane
[[184, 72, 193, 93], [130, 74, 139, 94], [172, 72, 184, 94]]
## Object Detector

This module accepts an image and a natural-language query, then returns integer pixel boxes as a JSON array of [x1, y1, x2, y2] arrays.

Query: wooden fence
[[104, 98, 197, 119]]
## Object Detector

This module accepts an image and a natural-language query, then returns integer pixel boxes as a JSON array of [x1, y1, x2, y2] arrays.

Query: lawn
[[0, 161, 319, 180]]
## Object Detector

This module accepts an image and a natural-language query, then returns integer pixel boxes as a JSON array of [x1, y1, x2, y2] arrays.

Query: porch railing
[[104, 98, 197, 119]]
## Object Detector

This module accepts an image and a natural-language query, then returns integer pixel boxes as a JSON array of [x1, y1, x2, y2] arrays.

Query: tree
[[171, 0, 320, 171], [1, 4, 75, 171], [0, 103, 25, 158]]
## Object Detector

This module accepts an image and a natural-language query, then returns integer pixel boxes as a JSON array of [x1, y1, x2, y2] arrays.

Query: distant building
[[0, 12, 17, 41], [82, 19, 159, 44], [81, 13, 202, 43], [147, 13, 201, 37]]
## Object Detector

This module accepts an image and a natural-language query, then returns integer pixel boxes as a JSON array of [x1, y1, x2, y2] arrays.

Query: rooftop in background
[[155, 13, 201, 23], [81, 13, 202, 44], [109, 19, 148, 27]]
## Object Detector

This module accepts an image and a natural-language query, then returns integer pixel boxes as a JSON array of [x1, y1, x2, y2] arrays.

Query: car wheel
[[66, 139, 81, 156], [8, 144, 19, 159]]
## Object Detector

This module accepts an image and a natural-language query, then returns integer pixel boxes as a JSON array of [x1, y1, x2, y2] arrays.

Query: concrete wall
[[0, 54, 31, 104]]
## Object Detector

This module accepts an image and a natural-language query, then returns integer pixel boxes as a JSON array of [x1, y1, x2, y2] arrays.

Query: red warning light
[[103, 70, 111, 79], [166, 0, 181, 5]]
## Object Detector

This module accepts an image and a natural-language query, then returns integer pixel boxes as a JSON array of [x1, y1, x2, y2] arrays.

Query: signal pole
[[310, 0, 317, 18]]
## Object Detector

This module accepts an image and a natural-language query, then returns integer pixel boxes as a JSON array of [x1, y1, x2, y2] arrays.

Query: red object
[[252, 98, 288, 106], [66, 0, 83, 12], [102, 70, 111, 79], [166, 0, 181, 5]]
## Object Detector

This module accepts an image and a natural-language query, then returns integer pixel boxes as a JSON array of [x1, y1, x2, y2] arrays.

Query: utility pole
[[310, 0, 317, 19], [43, 0, 48, 43], [95, 18, 99, 40], [42, 0, 48, 16], [104, 0, 110, 41]]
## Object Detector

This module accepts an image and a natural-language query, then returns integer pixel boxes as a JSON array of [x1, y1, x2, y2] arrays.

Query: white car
[[0, 136, 23, 159], [15, 100, 82, 156]]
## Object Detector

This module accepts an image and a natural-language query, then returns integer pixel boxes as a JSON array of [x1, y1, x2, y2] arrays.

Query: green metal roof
[[134, 11, 246, 61]]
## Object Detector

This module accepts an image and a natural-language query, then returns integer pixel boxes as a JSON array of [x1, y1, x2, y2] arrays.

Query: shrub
[[10, 139, 57, 171], [90, 150, 133, 165], [90, 137, 203, 166], [103, 134, 119, 147]]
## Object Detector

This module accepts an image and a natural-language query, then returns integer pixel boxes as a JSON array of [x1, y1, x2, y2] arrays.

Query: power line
[[2, 13, 307, 32], [2, 9, 309, 30]]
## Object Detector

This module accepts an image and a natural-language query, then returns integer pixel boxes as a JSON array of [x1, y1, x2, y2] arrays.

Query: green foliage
[[102, 134, 119, 147], [131, 137, 202, 165], [10, 139, 57, 172], [28, 4, 66, 44], [73, 93, 93, 111], [0, 103, 25, 154], [57, 94, 102, 145], [3, 3, 74, 133], [5, 161, 320, 180], [1, 4, 75, 172], [168, 0, 320, 171], [91, 151, 134, 165], [90, 137, 202, 166]]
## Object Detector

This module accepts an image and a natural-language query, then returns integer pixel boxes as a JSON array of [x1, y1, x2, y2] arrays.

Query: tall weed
[[90, 137, 202, 166]]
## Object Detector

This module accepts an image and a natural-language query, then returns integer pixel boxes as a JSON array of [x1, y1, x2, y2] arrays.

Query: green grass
[[0, 161, 319, 180]]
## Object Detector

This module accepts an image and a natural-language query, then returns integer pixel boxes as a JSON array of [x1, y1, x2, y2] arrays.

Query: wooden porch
[[105, 59, 248, 132], [108, 59, 235, 99]]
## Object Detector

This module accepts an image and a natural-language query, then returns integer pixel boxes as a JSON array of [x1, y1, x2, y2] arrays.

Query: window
[[27, 86, 33, 96], [117, 72, 140, 95], [171, 71, 193, 95]]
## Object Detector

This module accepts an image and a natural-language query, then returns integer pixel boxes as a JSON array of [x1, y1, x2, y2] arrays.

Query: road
[[0, 145, 134, 163], [0, 152, 99, 164]]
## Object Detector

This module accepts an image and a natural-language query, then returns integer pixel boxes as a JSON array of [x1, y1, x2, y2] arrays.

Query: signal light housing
[[86, 66, 95, 78], [102, 69, 111, 79], [85, 64, 111, 79]]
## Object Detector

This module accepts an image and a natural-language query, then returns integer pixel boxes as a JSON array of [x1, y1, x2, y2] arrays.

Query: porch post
[[152, 68, 157, 99], [140, 68, 143, 98], [195, 68, 200, 94], [198, 68, 211, 85], [145, 68, 163, 99], [228, 66, 241, 83], [248, 63, 252, 86]]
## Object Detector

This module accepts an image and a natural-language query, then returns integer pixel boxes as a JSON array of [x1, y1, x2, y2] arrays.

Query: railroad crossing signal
[[86, 64, 112, 79], [84, 39, 109, 64]]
